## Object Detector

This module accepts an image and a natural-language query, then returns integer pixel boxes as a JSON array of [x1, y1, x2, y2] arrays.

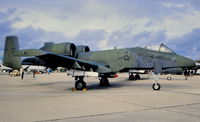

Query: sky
[[0, 0, 200, 61]]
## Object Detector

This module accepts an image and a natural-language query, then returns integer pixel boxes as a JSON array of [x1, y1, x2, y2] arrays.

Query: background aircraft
[[0, 61, 11, 72], [3, 36, 195, 90]]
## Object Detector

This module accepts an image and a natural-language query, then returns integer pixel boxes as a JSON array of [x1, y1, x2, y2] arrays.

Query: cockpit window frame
[[144, 43, 176, 54]]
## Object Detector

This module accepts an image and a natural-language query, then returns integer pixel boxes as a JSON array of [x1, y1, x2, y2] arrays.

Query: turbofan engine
[[40, 42, 76, 57], [75, 45, 90, 57]]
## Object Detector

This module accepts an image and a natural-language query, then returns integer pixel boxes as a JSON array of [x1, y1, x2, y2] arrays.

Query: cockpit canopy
[[144, 43, 175, 53]]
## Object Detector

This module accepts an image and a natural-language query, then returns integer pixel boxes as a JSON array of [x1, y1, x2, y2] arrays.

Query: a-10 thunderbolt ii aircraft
[[3, 36, 195, 90]]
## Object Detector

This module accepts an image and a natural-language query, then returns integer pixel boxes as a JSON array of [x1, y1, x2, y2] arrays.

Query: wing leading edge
[[34, 53, 112, 73]]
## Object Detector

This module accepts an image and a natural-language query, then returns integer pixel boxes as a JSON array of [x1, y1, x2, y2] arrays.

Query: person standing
[[191, 70, 194, 77], [187, 70, 190, 77], [20, 68, 24, 80], [184, 70, 188, 80], [33, 70, 36, 78], [8, 69, 12, 76]]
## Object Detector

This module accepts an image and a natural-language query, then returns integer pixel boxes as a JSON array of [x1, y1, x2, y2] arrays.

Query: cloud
[[0, 9, 22, 51], [16, 26, 70, 49], [0, 0, 200, 61], [75, 29, 107, 42], [0, 51, 3, 61], [74, 29, 108, 50], [166, 28, 200, 59], [99, 0, 190, 19], [190, 0, 200, 11], [0, 8, 72, 60], [1, 0, 199, 39], [0, 8, 17, 20], [106, 26, 167, 49]]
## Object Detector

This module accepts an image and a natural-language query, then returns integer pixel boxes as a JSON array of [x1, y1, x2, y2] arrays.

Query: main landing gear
[[129, 73, 140, 80], [73, 76, 111, 91], [99, 77, 110, 86], [74, 76, 87, 90]]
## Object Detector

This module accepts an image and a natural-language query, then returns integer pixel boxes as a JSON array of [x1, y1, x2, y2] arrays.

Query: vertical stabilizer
[[3, 36, 21, 69]]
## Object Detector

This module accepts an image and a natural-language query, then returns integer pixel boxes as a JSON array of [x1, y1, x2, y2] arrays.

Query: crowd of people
[[184, 70, 196, 80], [7, 68, 52, 80]]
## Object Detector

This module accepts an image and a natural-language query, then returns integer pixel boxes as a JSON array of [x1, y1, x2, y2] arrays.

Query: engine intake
[[76, 45, 90, 56]]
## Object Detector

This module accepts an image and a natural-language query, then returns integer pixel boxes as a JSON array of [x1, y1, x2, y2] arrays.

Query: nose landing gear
[[150, 71, 161, 91], [152, 83, 161, 90]]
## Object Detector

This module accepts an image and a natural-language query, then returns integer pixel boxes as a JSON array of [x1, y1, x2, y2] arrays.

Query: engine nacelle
[[40, 42, 76, 57], [75, 45, 90, 56]]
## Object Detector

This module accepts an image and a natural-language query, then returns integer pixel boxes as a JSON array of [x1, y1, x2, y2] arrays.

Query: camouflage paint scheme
[[3, 36, 195, 76]]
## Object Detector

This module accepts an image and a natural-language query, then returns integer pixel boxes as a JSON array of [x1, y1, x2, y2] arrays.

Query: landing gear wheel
[[75, 80, 86, 90], [129, 75, 135, 80], [167, 77, 172, 80], [135, 74, 140, 80], [152, 83, 161, 90], [99, 77, 110, 86]]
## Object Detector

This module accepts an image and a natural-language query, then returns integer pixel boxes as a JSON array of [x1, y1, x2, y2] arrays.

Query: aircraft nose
[[176, 56, 195, 68]]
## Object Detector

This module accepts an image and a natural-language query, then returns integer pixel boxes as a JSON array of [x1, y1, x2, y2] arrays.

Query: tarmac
[[0, 72, 200, 122]]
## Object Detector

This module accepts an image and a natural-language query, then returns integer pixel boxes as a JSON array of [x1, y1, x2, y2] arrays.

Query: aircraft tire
[[152, 83, 161, 90], [75, 80, 86, 90], [104, 78, 110, 86], [129, 75, 135, 80], [135, 74, 140, 80], [167, 77, 172, 80], [99, 77, 110, 86]]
